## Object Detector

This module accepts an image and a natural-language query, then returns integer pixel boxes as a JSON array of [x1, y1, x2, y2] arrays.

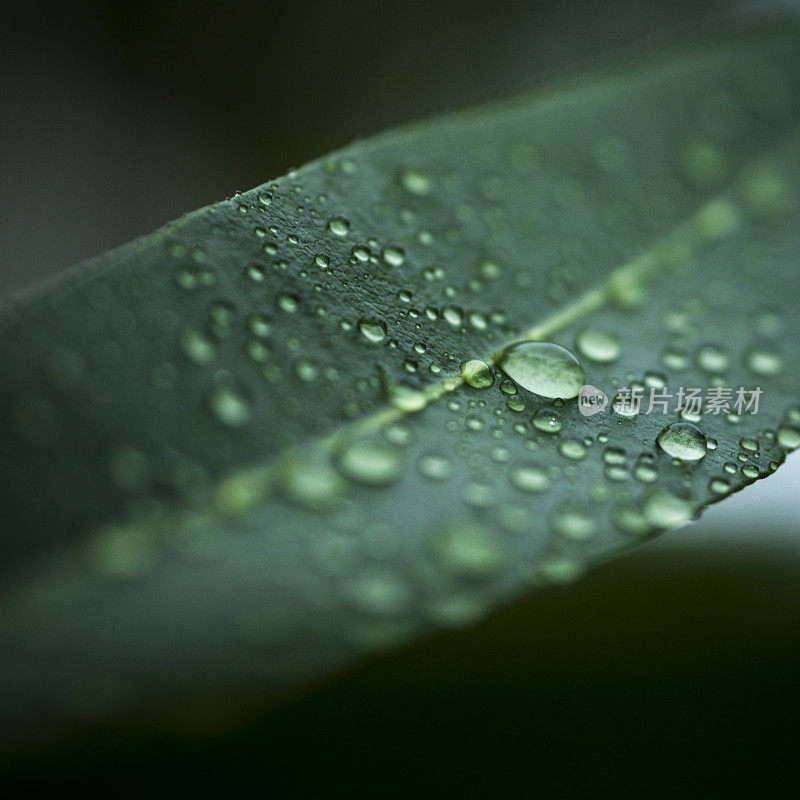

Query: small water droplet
[[510, 463, 550, 493], [460, 360, 494, 389], [382, 245, 405, 267], [532, 410, 561, 433], [327, 216, 350, 236], [337, 437, 401, 486], [434, 520, 507, 578], [642, 490, 694, 528], [277, 293, 299, 313], [358, 318, 387, 343], [551, 504, 597, 541], [418, 454, 452, 481], [442, 306, 463, 327], [696, 345, 729, 373], [656, 422, 707, 462], [745, 347, 782, 376], [179, 328, 216, 365], [558, 439, 587, 460], [576, 328, 620, 363], [208, 377, 252, 427], [400, 168, 433, 196], [341, 570, 413, 617], [777, 425, 800, 450]]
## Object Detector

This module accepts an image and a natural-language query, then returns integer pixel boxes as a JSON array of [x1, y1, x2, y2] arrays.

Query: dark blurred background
[[2, 0, 800, 790]]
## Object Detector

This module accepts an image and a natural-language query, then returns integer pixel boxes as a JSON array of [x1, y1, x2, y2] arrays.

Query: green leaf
[[2, 24, 800, 740]]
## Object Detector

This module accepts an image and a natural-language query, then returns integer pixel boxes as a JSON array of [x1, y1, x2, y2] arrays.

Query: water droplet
[[208, 377, 252, 427], [337, 437, 401, 486], [777, 425, 800, 450], [460, 359, 494, 389], [742, 463, 760, 480], [358, 318, 387, 343], [246, 263, 266, 282], [277, 293, 299, 313], [745, 347, 782, 376], [400, 168, 433, 196], [179, 328, 216, 365], [696, 345, 729, 373], [603, 447, 626, 465], [709, 477, 730, 495], [442, 306, 463, 327], [248, 314, 271, 338], [510, 463, 550, 493], [558, 439, 587, 460], [382, 245, 405, 267], [341, 570, 413, 617], [576, 328, 620, 363], [327, 216, 350, 236], [434, 520, 507, 578], [656, 422, 707, 462], [551, 504, 597, 541], [642, 490, 694, 528], [527, 408, 560, 434], [497, 341, 585, 400], [418, 454, 452, 481], [279, 458, 343, 510], [85, 522, 157, 579]]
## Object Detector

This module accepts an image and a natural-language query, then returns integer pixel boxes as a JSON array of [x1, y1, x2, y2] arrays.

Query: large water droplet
[[497, 341, 585, 400], [656, 422, 707, 461]]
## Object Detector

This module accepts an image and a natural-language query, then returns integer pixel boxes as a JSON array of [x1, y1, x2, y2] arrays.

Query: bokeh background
[[2, 0, 800, 790]]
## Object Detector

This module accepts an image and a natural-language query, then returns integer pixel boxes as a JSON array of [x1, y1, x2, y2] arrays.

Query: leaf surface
[[2, 26, 800, 739]]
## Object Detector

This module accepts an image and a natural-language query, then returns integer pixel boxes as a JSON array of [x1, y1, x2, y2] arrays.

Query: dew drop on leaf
[[551, 504, 597, 541], [642, 489, 695, 528], [777, 425, 800, 450], [532, 409, 562, 433], [575, 328, 620, 363], [381, 245, 405, 267], [497, 341, 585, 400], [696, 344, 729, 373], [358, 318, 387, 343], [277, 293, 299, 313], [207, 377, 252, 427], [399, 168, 433, 196], [337, 437, 401, 486], [460, 359, 494, 389], [558, 439, 588, 460], [510, 463, 550, 493], [340, 570, 413, 617], [327, 216, 350, 236], [745, 346, 783, 376], [434, 520, 507, 578], [656, 422, 707, 461]]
